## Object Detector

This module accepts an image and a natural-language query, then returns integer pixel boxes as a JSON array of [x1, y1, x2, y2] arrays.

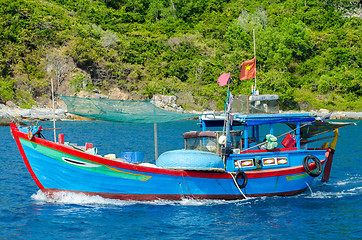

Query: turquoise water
[[0, 120, 361, 239]]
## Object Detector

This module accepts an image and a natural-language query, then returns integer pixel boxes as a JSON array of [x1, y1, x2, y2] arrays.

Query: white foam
[[342, 186, 362, 194], [30, 190, 249, 206], [305, 186, 362, 199], [306, 191, 343, 199], [31, 190, 133, 206], [177, 198, 247, 206], [31, 185, 360, 205], [336, 175, 361, 186]]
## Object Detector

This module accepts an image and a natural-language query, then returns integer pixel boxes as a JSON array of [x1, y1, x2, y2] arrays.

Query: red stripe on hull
[[11, 123, 44, 190], [42, 188, 308, 201]]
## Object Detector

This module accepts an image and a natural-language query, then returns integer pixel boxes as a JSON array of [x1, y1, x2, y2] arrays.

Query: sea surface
[[0, 119, 361, 240]]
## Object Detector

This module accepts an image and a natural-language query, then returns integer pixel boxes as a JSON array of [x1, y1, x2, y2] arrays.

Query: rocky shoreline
[[0, 103, 69, 126], [1, 104, 361, 127], [1, 94, 361, 126], [279, 110, 362, 120]]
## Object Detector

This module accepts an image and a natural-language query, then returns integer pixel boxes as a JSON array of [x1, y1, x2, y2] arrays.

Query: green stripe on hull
[[19, 138, 151, 181], [286, 171, 315, 181]]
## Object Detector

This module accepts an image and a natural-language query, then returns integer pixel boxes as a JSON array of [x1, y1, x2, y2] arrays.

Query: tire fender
[[303, 155, 322, 177], [234, 170, 248, 189]]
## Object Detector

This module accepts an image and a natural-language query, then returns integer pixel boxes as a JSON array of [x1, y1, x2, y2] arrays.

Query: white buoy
[[218, 135, 226, 145]]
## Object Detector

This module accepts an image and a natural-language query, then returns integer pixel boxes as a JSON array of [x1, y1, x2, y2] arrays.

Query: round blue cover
[[156, 150, 224, 171]]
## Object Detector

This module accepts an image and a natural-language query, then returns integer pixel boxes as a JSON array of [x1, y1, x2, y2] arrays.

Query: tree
[[46, 49, 75, 88]]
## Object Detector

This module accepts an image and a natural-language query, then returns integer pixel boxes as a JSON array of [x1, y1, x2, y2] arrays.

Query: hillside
[[0, 0, 361, 111]]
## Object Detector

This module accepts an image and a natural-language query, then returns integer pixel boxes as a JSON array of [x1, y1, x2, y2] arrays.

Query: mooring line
[[229, 172, 248, 199], [305, 181, 313, 195]]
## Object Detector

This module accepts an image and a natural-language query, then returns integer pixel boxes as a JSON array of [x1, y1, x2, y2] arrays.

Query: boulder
[[0, 110, 13, 126]]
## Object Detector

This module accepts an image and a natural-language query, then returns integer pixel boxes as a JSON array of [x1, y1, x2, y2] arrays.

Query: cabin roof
[[200, 113, 319, 127]]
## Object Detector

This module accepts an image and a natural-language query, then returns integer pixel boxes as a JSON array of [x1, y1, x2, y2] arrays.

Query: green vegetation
[[0, 0, 361, 111]]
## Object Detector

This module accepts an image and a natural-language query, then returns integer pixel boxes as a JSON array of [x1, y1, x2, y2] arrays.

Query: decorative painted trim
[[286, 172, 309, 181], [62, 157, 101, 168]]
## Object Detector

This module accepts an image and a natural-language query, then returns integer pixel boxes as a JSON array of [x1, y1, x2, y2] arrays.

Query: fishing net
[[59, 95, 198, 123]]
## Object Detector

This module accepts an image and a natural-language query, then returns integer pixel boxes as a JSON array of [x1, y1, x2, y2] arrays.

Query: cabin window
[[183, 131, 242, 154], [185, 136, 218, 153]]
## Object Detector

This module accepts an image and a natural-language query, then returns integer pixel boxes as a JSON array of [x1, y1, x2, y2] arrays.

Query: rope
[[305, 181, 313, 195], [181, 171, 195, 199], [229, 172, 248, 199]]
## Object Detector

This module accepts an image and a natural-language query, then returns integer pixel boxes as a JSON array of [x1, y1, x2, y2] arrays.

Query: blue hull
[[12, 123, 326, 200]]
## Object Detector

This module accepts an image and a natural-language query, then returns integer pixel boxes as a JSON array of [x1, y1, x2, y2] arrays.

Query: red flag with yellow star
[[239, 58, 256, 80]]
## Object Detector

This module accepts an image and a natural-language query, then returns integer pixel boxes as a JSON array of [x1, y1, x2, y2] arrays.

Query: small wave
[[148, 198, 222, 206], [151, 197, 250, 206], [343, 186, 362, 193], [306, 191, 343, 199], [336, 175, 361, 186], [305, 186, 362, 199]]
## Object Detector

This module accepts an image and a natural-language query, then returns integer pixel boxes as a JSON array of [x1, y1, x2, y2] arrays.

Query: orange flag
[[239, 58, 256, 80]]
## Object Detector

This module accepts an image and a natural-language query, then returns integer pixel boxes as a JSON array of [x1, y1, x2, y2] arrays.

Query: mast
[[154, 123, 158, 161]]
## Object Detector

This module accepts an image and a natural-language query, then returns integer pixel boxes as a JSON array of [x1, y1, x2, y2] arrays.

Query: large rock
[[0, 103, 68, 125], [76, 90, 108, 99], [0, 110, 13, 126], [330, 112, 362, 119], [17, 106, 67, 120], [109, 87, 130, 100], [151, 95, 184, 112], [0, 104, 17, 125]]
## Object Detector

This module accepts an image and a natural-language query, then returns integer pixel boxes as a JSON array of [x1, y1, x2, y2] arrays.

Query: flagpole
[[51, 78, 56, 142], [222, 77, 230, 134], [253, 28, 257, 94]]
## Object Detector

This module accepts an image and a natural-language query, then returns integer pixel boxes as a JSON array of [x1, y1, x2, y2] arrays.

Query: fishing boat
[[11, 27, 354, 200], [10, 101, 353, 200]]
